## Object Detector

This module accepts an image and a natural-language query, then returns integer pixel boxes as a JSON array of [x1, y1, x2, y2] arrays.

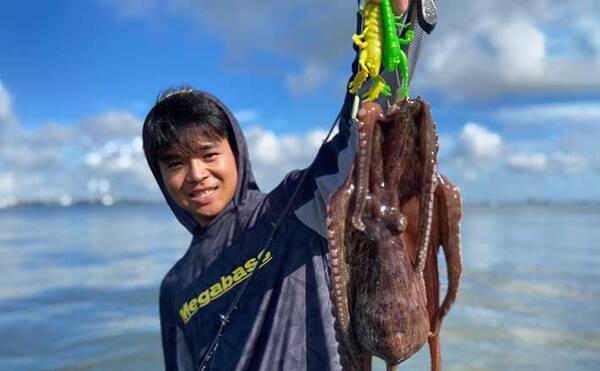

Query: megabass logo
[[179, 250, 272, 324]]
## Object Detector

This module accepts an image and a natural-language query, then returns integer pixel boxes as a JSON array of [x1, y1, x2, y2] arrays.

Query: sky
[[1, 0, 599, 206]]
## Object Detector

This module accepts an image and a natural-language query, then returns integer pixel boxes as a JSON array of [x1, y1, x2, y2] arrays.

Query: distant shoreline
[[2, 199, 600, 210]]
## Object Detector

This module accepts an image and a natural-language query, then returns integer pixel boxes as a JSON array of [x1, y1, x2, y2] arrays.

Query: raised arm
[[282, 1, 416, 238], [285, 1, 366, 238]]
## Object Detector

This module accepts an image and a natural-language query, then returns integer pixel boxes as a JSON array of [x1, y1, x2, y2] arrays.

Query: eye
[[204, 152, 219, 161], [166, 160, 183, 169]]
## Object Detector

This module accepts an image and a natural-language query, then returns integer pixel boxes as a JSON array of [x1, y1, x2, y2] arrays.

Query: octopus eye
[[397, 215, 408, 233]]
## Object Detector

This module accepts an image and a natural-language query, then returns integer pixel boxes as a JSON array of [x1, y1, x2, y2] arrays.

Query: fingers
[[395, 0, 410, 14], [368, 0, 410, 14]]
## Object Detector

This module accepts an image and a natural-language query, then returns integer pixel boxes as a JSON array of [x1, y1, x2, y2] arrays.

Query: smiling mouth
[[189, 186, 218, 203]]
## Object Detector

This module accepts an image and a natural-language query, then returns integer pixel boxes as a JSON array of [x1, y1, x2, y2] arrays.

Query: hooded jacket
[[149, 87, 358, 370], [149, 7, 363, 371]]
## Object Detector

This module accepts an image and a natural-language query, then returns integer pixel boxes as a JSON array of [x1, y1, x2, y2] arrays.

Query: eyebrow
[[196, 142, 217, 150], [161, 142, 219, 162], [160, 154, 181, 163]]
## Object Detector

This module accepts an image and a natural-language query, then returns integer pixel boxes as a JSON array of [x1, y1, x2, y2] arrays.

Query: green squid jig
[[380, 0, 414, 99]]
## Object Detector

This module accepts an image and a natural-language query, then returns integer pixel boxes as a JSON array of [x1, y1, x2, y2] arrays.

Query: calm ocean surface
[[0, 204, 599, 370]]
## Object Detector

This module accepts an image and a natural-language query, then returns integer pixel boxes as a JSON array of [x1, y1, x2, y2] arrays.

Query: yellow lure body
[[348, 3, 388, 101]]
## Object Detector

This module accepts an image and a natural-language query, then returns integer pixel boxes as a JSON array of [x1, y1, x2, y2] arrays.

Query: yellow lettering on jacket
[[221, 274, 233, 291], [198, 289, 210, 307], [209, 283, 223, 298], [178, 250, 273, 324], [244, 258, 257, 272], [232, 266, 247, 282]]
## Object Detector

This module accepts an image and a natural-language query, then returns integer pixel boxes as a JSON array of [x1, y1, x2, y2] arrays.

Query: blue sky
[[1, 0, 599, 205]]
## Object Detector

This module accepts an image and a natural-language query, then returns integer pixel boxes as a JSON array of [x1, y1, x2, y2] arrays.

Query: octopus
[[326, 97, 463, 371]]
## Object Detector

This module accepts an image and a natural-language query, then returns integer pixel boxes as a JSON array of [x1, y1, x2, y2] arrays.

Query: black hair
[[142, 88, 236, 165]]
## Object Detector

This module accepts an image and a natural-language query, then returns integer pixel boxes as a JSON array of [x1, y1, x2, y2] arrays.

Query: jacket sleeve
[[284, 4, 363, 239], [160, 281, 194, 371], [287, 94, 358, 239]]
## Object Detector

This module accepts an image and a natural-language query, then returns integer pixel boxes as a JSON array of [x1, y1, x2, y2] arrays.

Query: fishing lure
[[380, 0, 415, 99], [362, 76, 391, 102], [348, 3, 391, 102]]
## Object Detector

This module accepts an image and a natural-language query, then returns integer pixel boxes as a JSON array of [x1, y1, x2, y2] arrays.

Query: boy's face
[[158, 136, 238, 226]]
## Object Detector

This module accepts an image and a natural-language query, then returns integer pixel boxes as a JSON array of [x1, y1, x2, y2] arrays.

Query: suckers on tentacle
[[326, 97, 463, 371]]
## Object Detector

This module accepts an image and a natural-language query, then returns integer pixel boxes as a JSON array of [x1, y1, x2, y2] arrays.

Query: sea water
[[0, 204, 599, 370]]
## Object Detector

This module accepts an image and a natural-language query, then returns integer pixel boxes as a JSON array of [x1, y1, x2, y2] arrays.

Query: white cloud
[[0, 97, 155, 202], [0, 92, 327, 201], [100, 0, 355, 97], [493, 100, 600, 175], [507, 151, 548, 173], [85, 151, 103, 167], [81, 111, 142, 143], [447, 123, 503, 181], [1, 71, 598, 203], [247, 128, 281, 166], [488, 19, 546, 81], [0, 142, 62, 170], [286, 62, 331, 97], [100, 0, 600, 99], [245, 126, 327, 190], [80, 134, 154, 199], [568, 0, 600, 58], [33, 122, 75, 145], [0, 173, 16, 194], [87, 179, 111, 194], [233, 109, 259, 124], [0, 84, 69, 177], [549, 152, 586, 173], [446, 119, 591, 181], [507, 150, 587, 175], [0, 111, 596, 204], [414, 0, 600, 99], [496, 102, 600, 126], [454, 123, 502, 162], [446, 120, 590, 179], [0, 80, 15, 126]]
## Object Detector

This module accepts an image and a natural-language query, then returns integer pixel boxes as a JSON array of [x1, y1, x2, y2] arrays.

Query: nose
[[186, 158, 209, 183]]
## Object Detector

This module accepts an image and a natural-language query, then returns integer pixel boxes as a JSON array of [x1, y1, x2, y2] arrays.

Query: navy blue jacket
[[149, 88, 358, 370], [148, 7, 364, 371], [151, 88, 356, 371]]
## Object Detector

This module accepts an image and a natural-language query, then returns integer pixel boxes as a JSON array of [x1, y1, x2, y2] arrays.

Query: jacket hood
[[145, 90, 261, 234]]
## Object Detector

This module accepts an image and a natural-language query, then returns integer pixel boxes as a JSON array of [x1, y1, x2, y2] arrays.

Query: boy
[[143, 87, 355, 370], [143, 1, 412, 370]]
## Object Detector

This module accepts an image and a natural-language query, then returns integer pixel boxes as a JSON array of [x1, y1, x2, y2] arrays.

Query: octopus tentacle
[[423, 238, 441, 371], [430, 174, 463, 335], [352, 103, 384, 231], [327, 167, 362, 370], [415, 98, 439, 275], [369, 118, 386, 204]]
